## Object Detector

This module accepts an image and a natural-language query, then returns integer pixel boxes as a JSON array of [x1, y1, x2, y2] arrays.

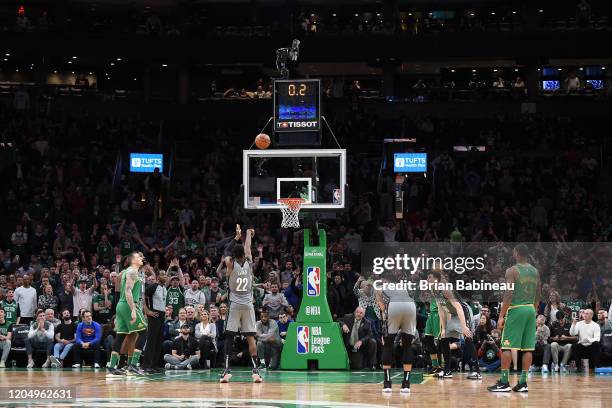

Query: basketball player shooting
[[219, 227, 263, 383]]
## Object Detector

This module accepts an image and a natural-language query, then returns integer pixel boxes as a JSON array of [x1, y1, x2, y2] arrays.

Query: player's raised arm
[[224, 256, 233, 278], [244, 228, 254, 262]]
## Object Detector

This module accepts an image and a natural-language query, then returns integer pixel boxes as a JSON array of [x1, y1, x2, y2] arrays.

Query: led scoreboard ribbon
[[274, 79, 321, 132]]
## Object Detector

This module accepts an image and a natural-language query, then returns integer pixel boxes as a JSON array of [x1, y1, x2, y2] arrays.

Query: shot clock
[[274, 79, 321, 133]]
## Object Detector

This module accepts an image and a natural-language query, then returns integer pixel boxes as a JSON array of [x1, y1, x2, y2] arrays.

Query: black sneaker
[[467, 372, 483, 380], [257, 362, 267, 370], [487, 380, 512, 392], [437, 370, 453, 379], [106, 367, 126, 378], [126, 364, 147, 376], [400, 380, 410, 394], [512, 382, 528, 393], [382, 380, 392, 393], [219, 369, 232, 383], [425, 366, 442, 376]]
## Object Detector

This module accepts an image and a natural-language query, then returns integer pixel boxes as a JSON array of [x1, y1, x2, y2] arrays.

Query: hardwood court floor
[[0, 368, 610, 407]]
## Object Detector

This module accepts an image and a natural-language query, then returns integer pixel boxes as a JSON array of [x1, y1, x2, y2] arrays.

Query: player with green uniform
[[488, 244, 540, 393], [423, 271, 441, 375], [107, 252, 148, 377]]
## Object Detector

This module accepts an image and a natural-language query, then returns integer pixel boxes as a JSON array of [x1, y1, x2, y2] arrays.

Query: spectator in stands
[[11, 224, 28, 257], [570, 309, 601, 370], [576, 0, 592, 28], [565, 72, 581, 92], [544, 290, 563, 324], [184, 280, 207, 308], [50, 309, 76, 368], [45, 308, 60, 329], [163, 307, 188, 355], [262, 283, 289, 320], [26, 310, 54, 368], [549, 310, 576, 372], [38, 284, 58, 313], [0, 308, 13, 367], [195, 309, 216, 369], [276, 311, 293, 344], [492, 77, 506, 88], [256, 309, 281, 370], [597, 309, 609, 328], [478, 328, 502, 371], [340, 307, 377, 370], [73, 278, 96, 318], [14, 275, 37, 325], [164, 324, 200, 370], [73, 310, 102, 368], [1, 289, 21, 325], [533, 314, 551, 372], [474, 313, 493, 349]]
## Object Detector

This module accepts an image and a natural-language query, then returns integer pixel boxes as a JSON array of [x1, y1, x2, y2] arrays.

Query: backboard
[[242, 149, 347, 211]]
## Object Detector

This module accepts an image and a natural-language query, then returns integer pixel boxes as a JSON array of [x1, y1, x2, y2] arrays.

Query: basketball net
[[278, 198, 304, 228]]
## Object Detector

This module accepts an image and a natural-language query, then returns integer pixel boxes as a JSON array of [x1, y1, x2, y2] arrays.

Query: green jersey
[[564, 298, 586, 316], [511, 264, 539, 306], [118, 267, 144, 305], [429, 291, 438, 313], [119, 239, 135, 256], [0, 320, 12, 337], [166, 286, 185, 316], [0, 300, 19, 325]]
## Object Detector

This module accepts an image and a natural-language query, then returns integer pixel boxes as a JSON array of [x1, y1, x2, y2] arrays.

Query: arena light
[[493, 69, 498, 72], [110, 62, 115, 66], [72, 56, 77, 59], [162, 63, 168, 67], [4, 53, 9, 56], [116, 58, 122, 61], [602, 66, 606, 70], [68, 61, 72, 64]]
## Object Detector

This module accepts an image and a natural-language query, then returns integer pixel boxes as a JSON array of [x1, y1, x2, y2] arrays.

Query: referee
[[143, 271, 167, 372]]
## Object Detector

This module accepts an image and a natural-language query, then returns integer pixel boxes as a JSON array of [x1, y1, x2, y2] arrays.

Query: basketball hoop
[[278, 198, 305, 228]]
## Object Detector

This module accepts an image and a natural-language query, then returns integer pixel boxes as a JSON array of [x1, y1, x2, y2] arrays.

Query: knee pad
[[382, 335, 395, 365], [401, 333, 414, 364]]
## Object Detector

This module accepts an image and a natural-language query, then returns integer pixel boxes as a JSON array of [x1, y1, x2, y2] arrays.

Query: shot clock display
[[274, 79, 321, 132]]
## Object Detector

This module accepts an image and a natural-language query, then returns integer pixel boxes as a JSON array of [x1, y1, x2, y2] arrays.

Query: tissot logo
[[278, 121, 318, 128]]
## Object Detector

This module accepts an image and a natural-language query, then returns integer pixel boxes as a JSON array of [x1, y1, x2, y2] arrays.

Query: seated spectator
[[474, 313, 493, 349], [0, 289, 20, 325], [0, 308, 13, 367], [45, 308, 60, 329], [570, 309, 601, 371], [550, 310, 577, 372], [340, 307, 377, 370], [38, 284, 58, 312], [50, 309, 76, 368], [256, 310, 281, 370], [262, 283, 289, 320], [164, 324, 200, 370], [596, 309, 608, 328], [276, 311, 293, 344], [26, 310, 54, 368], [478, 328, 502, 371], [194, 310, 216, 369], [533, 314, 551, 373], [162, 308, 188, 356], [73, 310, 102, 368]]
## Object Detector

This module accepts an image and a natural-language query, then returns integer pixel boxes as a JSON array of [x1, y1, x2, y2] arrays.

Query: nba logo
[[131, 158, 141, 168], [307, 267, 320, 297], [297, 326, 309, 354]]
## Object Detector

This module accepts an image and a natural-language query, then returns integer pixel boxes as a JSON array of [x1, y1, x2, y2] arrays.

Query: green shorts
[[115, 302, 147, 334], [424, 310, 440, 338], [501, 305, 536, 351]]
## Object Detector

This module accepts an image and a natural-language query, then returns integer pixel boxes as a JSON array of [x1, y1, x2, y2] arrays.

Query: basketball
[[255, 133, 271, 149]]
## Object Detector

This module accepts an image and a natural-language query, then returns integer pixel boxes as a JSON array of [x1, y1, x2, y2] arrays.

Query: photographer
[[478, 329, 502, 371]]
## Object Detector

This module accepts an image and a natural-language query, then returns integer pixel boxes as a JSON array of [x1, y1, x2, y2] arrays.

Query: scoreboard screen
[[274, 79, 320, 132]]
